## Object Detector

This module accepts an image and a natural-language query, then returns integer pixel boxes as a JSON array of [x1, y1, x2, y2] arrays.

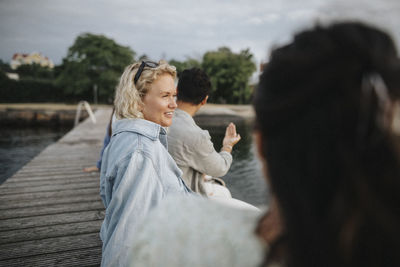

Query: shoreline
[[0, 103, 255, 127], [0, 103, 107, 127]]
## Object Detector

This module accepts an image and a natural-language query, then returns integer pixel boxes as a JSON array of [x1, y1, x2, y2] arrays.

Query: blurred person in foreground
[[99, 60, 191, 266], [129, 21, 400, 267], [167, 68, 241, 198]]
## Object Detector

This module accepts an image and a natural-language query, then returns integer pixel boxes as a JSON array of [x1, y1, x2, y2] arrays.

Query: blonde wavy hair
[[114, 60, 177, 119]]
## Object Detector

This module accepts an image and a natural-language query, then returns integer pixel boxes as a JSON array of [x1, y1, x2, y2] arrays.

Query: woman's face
[[142, 74, 177, 127]]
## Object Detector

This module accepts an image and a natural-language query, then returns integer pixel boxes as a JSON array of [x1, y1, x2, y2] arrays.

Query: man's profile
[[167, 68, 241, 197]]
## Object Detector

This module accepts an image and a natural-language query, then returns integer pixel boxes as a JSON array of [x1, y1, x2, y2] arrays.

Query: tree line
[[0, 33, 257, 104]]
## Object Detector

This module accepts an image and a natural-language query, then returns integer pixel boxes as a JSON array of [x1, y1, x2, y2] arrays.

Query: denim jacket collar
[[112, 118, 168, 148]]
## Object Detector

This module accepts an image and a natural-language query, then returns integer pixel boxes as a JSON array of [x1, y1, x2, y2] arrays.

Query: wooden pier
[[0, 108, 112, 266]]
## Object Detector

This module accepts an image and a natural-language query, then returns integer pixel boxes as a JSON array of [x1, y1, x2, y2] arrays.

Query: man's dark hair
[[177, 68, 211, 105]]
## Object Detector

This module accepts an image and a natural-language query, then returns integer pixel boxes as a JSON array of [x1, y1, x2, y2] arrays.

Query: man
[[168, 68, 241, 197]]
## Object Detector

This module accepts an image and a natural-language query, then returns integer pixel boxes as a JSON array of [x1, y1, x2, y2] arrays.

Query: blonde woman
[[99, 60, 191, 266]]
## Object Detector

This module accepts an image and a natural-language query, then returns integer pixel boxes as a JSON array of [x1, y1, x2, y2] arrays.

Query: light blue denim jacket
[[99, 118, 191, 267]]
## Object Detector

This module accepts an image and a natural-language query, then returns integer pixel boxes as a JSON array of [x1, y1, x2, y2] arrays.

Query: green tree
[[202, 47, 256, 104], [16, 63, 54, 80], [169, 57, 201, 76], [0, 59, 11, 73], [0, 68, 8, 81], [56, 33, 135, 103]]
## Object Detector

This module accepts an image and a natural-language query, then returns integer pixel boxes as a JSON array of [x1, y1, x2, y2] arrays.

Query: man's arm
[[191, 135, 232, 177], [188, 123, 241, 177]]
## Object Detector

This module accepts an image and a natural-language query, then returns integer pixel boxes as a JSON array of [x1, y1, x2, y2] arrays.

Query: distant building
[[5, 72, 19, 80], [10, 52, 54, 70]]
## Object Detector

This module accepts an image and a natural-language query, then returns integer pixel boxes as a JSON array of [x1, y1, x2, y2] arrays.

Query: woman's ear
[[138, 94, 146, 113], [138, 101, 144, 113]]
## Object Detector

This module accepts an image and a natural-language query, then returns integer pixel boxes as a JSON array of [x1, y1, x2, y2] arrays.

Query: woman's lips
[[164, 111, 174, 117]]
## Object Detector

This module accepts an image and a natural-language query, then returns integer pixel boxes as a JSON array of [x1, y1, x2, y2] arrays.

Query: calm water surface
[[0, 126, 70, 184]]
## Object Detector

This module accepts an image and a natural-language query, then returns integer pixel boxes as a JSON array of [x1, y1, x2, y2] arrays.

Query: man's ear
[[201, 95, 209, 106]]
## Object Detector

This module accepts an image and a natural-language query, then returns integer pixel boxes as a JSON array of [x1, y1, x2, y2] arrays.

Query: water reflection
[[198, 121, 269, 207]]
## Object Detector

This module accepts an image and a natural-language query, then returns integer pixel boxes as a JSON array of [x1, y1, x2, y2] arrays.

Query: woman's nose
[[169, 97, 177, 109]]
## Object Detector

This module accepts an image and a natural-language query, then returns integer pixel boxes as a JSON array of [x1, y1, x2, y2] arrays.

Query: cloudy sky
[[1, 0, 400, 67]]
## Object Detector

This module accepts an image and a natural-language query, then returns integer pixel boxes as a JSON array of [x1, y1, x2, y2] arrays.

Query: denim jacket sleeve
[[100, 149, 164, 267]]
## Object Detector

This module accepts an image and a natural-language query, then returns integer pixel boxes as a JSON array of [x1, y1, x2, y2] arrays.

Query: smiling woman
[[99, 60, 191, 266]]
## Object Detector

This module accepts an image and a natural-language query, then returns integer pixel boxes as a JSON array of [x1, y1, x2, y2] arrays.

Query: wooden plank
[[0, 188, 99, 202], [21, 155, 97, 161], [7, 173, 92, 183], [0, 220, 103, 244], [17, 159, 98, 167], [0, 232, 102, 260], [16, 160, 98, 169], [0, 246, 101, 267], [0, 193, 101, 210], [10, 168, 95, 178], [0, 181, 99, 195], [11, 167, 95, 175], [21, 161, 97, 167], [9, 170, 97, 180], [23, 154, 95, 161], [1, 175, 99, 189], [0, 201, 104, 220], [19, 164, 96, 170], [0, 210, 105, 231]]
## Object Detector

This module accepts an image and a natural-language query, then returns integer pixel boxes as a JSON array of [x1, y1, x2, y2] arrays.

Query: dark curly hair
[[177, 68, 212, 105], [254, 21, 400, 267]]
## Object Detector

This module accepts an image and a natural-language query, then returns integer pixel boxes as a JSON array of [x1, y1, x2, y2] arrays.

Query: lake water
[[0, 122, 268, 206], [0, 126, 70, 184]]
